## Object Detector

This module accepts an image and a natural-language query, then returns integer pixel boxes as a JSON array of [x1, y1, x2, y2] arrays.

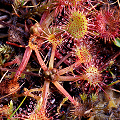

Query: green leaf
[[114, 38, 120, 47], [7, 96, 27, 120]]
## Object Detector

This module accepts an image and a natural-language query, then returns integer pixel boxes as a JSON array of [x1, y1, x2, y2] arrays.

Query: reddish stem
[[57, 60, 81, 75], [6, 41, 25, 48], [52, 81, 78, 106], [55, 75, 83, 81], [49, 43, 57, 69], [4, 56, 21, 67], [34, 47, 48, 71], [42, 81, 50, 110], [55, 52, 72, 68], [14, 46, 32, 82]]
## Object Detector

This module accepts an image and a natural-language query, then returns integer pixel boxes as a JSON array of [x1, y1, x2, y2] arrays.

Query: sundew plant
[[0, 0, 120, 120]]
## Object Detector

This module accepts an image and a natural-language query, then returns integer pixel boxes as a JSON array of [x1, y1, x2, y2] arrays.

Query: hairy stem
[[57, 60, 81, 75], [55, 53, 72, 68], [34, 47, 48, 71], [53, 81, 78, 106], [13, 46, 32, 82], [42, 81, 50, 110], [55, 75, 83, 81], [49, 43, 57, 69]]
